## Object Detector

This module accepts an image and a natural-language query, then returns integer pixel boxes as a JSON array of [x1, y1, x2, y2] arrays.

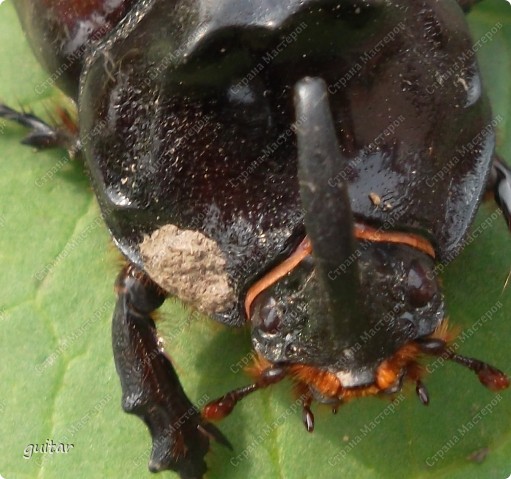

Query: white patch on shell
[[139, 224, 236, 314]]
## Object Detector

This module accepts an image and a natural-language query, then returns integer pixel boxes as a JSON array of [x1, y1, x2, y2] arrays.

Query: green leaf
[[0, 1, 510, 479]]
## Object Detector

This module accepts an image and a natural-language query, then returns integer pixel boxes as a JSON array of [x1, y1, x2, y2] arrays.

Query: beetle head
[[249, 241, 445, 389], [248, 78, 445, 390]]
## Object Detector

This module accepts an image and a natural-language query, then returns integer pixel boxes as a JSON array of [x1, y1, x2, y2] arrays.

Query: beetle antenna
[[417, 338, 509, 391], [294, 77, 361, 339], [202, 366, 287, 421]]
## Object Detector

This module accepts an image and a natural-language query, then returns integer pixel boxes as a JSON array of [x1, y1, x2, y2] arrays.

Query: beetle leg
[[0, 103, 79, 153], [488, 156, 511, 229], [202, 366, 287, 421], [416, 338, 509, 391], [112, 263, 230, 478]]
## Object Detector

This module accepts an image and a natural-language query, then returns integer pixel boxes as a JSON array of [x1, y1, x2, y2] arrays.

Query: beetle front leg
[[487, 156, 511, 229], [112, 264, 230, 478]]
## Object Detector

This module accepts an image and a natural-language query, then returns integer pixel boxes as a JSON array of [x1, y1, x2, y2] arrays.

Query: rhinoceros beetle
[[1, 0, 511, 477]]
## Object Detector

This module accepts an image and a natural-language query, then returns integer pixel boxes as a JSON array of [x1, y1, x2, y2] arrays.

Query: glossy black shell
[[13, 0, 138, 98], [74, 0, 494, 325]]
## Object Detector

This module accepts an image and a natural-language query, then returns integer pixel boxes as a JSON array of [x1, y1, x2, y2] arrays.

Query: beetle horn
[[294, 77, 361, 329]]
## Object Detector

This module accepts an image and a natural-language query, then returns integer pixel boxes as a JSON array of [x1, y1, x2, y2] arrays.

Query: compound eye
[[407, 259, 438, 308], [251, 292, 283, 334]]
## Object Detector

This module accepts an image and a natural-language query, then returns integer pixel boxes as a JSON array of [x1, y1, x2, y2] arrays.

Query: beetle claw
[[415, 380, 430, 406], [302, 405, 315, 433]]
